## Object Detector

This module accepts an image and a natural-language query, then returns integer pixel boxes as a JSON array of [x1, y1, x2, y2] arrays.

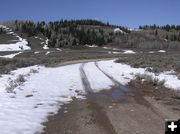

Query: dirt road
[[42, 61, 180, 134]]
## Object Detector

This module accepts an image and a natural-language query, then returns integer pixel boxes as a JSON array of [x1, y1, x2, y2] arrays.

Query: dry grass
[[5, 75, 26, 93], [135, 73, 165, 86], [116, 52, 180, 73]]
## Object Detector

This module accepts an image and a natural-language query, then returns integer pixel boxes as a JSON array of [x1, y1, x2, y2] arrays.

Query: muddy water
[[42, 85, 132, 134], [88, 85, 132, 102]]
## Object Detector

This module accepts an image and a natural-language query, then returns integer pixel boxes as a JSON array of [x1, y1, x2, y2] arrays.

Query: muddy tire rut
[[42, 61, 180, 134]]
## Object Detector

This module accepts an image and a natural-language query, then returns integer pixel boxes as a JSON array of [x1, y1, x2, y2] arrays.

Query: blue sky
[[1, 0, 179, 28]]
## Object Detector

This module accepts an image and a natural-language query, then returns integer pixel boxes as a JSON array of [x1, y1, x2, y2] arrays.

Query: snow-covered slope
[[0, 25, 31, 51]]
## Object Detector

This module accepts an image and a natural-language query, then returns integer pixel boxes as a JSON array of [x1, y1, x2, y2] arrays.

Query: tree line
[[139, 24, 180, 31], [0, 28, 6, 34]]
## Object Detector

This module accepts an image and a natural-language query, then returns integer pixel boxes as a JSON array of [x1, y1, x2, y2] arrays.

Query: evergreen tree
[[155, 29, 158, 36]]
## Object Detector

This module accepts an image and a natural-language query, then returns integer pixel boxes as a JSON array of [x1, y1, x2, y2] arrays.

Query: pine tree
[[166, 35, 169, 40], [155, 29, 158, 36], [72, 39, 77, 46]]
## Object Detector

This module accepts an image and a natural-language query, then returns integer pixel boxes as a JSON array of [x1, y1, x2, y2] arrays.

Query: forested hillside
[[4, 20, 180, 50], [139, 24, 180, 41], [11, 19, 129, 48]]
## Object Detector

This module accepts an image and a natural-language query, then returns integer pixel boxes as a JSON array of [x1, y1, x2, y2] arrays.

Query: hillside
[[1, 20, 180, 50], [5, 20, 128, 48]]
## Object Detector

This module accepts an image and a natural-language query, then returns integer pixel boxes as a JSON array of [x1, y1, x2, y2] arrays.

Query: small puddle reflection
[[111, 88, 125, 101], [88, 85, 133, 102], [111, 85, 133, 101]]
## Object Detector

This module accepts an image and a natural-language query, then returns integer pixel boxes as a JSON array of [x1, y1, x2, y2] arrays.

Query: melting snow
[[0, 60, 180, 134], [114, 28, 126, 34], [158, 50, 166, 53], [85, 45, 98, 48], [83, 62, 113, 91], [45, 51, 50, 55], [112, 52, 121, 54], [0, 25, 30, 51], [43, 39, 49, 50], [56, 48, 62, 51], [98, 60, 145, 85], [0, 64, 84, 134], [0, 52, 22, 59], [34, 51, 40, 54], [123, 50, 136, 54], [149, 51, 154, 53]]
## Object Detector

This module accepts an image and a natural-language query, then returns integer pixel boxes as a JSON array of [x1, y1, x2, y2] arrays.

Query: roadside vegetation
[[135, 73, 165, 86], [116, 52, 180, 73]]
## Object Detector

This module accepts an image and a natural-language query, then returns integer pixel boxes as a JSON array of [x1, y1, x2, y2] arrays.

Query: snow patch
[[34, 51, 40, 54], [149, 51, 154, 53], [45, 51, 50, 55], [112, 52, 121, 54], [0, 64, 84, 134], [56, 48, 62, 51], [123, 50, 136, 54], [0, 25, 30, 51], [113, 48, 119, 51], [0, 52, 22, 59], [85, 44, 98, 48], [98, 60, 180, 90], [103, 47, 111, 49], [98, 60, 145, 85], [158, 50, 166, 53], [43, 39, 49, 50], [114, 28, 126, 34]]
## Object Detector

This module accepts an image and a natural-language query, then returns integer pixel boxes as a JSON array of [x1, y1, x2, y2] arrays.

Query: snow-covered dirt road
[[0, 59, 180, 134]]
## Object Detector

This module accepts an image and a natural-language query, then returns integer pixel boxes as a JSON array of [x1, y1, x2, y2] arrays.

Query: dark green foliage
[[0, 28, 6, 34], [139, 24, 180, 31], [13, 19, 129, 47], [155, 29, 158, 36], [165, 35, 169, 40], [21, 21, 37, 37]]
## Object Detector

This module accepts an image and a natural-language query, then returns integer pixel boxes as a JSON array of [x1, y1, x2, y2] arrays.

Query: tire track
[[94, 61, 129, 92], [80, 62, 117, 134], [94, 62, 119, 85], [79, 63, 93, 94]]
